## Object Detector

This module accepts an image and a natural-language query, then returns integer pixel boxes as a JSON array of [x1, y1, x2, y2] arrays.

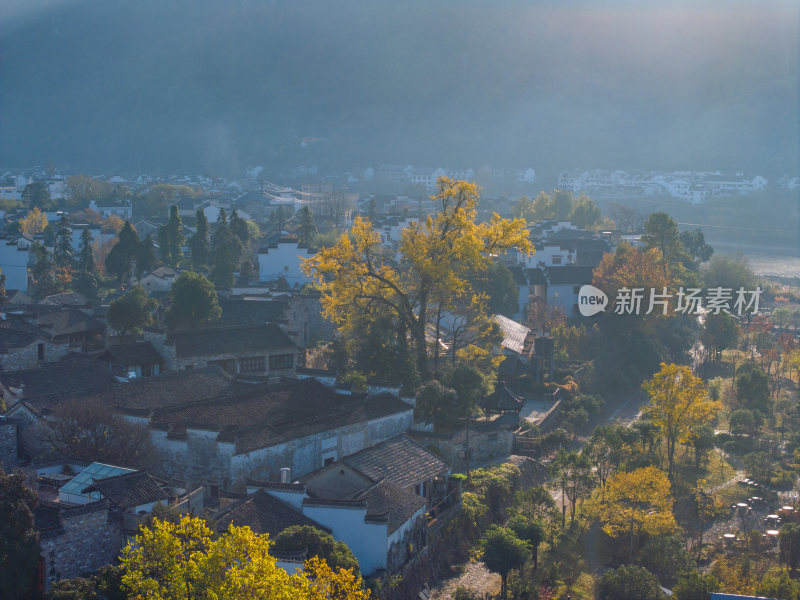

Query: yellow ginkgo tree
[[119, 515, 369, 600], [643, 362, 719, 482], [592, 466, 677, 561], [303, 177, 532, 381]]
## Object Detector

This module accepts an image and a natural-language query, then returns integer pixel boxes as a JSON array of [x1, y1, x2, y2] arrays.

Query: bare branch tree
[[43, 398, 156, 468]]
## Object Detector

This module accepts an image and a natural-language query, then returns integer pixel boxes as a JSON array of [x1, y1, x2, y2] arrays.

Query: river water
[[711, 241, 800, 279]]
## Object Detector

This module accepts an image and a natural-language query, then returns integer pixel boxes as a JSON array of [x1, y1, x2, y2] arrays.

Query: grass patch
[[673, 448, 737, 491], [569, 571, 596, 600], [716, 483, 758, 506]]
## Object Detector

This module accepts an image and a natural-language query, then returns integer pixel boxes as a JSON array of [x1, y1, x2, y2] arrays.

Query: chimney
[[279, 467, 292, 483]]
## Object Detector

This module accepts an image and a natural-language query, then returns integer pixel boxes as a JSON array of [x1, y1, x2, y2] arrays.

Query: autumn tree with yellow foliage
[[592, 241, 674, 311], [119, 515, 369, 600], [304, 177, 532, 381], [19, 207, 49, 237], [591, 466, 677, 561], [643, 362, 719, 482]]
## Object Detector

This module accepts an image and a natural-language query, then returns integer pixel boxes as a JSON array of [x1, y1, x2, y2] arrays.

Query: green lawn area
[[673, 447, 738, 491], [716, 482, 755, 506]]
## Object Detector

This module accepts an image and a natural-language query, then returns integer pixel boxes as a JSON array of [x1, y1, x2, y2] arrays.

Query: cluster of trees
[[0, 468, 40, 600], [43, 516, 368, 600], [469, 362, 720, 598], [117, 517, 368, 600], [133, 184, 198, 219], [103, 206, 257, 289], [24, 187, 267, 304], [107, 270, 221, 335], [512, 190, 608, 230], [588, 212, 718, 387], [306, 177, 532, 392], [28, 217, 104, 299], [105, 221, 156, 282]]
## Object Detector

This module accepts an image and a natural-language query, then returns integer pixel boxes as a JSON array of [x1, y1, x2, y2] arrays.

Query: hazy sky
[[1, 0, 797, 177]]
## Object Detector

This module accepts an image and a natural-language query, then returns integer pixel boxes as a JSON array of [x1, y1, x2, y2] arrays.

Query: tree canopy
[[479, 525, 529, 599], [164, 271, 221, 330], [305, 177, 532, 380], [210, 220, 244, 289], [592, 466, 676, 561], [105, 221, 141, 281], [643, 363, 718, 481], [158, 205, 184, 267], [22, 181, 52, 210], [271, 525, 360, 575], [107, 285, 157, 334], [597, 564, 664, 600], [0, 467, 40, 600], [119, 516, 368, 600], [19, 206, 48, 237], [190, 208, 210, 267]]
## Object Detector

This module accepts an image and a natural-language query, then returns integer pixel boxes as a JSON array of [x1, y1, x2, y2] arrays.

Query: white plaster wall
[[257, 242, 313, 286], [302, 504, 387, 575]]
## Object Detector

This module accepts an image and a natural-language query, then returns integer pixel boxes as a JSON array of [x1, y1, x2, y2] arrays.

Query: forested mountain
[[1, 0, 797, 176]]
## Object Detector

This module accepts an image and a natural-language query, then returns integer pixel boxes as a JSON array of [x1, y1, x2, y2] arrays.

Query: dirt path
[[429, 561, 501, 600]]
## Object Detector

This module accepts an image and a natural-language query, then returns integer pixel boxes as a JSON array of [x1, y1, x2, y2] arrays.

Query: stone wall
[[411, 427, 515, 471], [535, 397, 564, 432], [0, 339, 70, 371], [40, 501, 123, 592], [5, 407, 52, 462], [386, 508, 427, 575], [150, 429, 236, 489], [142, 329, 176, 370], [286, 294, 334, 348]]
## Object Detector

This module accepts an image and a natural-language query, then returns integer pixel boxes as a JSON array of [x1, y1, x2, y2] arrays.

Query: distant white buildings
[[558, 169, 768, 203], [375, 164, 531, 190]]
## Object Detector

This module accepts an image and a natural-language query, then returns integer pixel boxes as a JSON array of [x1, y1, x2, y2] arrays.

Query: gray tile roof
[[0, 363, 117, 405], [100, 342, 164, 367], [0, 328, 43, 353], [37, 308, 106, 337], [82, 470, 169, 510], [172, 324, 294, 358], [526, 268, 547, 285], [478, 385, 524, 413], [216, 298, 289, 327], [343, 433, 449, 489], [11, 366, 232, 417], [150, 379, 413, 454], [545, 266, 595, 286], [41, 292, 91, 307], [215, 489, 329, 536], [360, 480, 425, 534], [0, 317, 52, 340]]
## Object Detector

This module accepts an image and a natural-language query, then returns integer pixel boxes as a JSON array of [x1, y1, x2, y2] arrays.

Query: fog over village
[[0, 2, 799, 600]]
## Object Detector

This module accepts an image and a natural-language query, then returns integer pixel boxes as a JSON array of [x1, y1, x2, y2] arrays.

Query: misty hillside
[[1, 0, 797, 176]]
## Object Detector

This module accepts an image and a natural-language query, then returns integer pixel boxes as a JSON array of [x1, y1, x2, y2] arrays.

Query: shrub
[[597, 564, 664, 600]]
